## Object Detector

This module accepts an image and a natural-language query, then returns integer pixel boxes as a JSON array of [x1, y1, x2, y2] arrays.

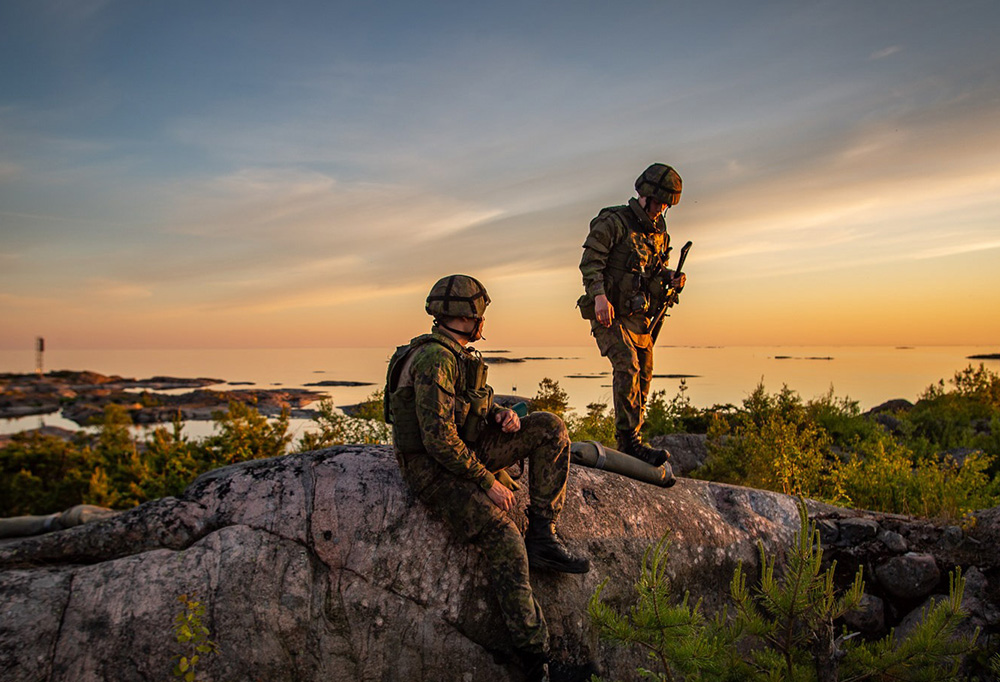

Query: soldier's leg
[[412, 461, 548, 654], [635, 344, 654, 431], [478, 411, 570, 522], [479, 413, 589, 574], [592, 324, 642, 433]]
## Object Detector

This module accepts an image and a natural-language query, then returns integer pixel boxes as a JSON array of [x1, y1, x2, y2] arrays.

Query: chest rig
[[384, 334, 494, 452], [602, 206, 671, 318]]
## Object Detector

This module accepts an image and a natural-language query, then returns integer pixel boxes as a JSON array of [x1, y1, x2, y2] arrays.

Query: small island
[[0, 370, 328, 425]]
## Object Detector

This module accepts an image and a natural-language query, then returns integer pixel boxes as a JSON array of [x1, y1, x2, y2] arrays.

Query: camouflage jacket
[[393, 328, 499, 492], [579, 198, 671, 336]]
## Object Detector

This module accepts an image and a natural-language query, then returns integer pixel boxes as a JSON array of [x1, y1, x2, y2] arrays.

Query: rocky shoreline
[[0, 370, 329, 428]]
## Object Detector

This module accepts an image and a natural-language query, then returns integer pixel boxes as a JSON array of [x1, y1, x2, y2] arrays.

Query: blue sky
[[2, 0, 999, 349]]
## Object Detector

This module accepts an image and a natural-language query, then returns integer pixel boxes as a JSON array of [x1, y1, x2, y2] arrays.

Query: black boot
[[518, 649, 549, 682], [525, 513, 590, 574], [616, 429, 669, 467]]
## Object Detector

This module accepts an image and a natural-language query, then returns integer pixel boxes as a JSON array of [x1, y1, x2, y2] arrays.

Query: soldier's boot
[[525, 512, 590, 574], [517, 649, 549, 682], [616, 429, 669, 467]]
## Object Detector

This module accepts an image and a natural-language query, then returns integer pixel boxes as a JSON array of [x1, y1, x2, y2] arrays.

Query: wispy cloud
[[870, 45, 902, 60]]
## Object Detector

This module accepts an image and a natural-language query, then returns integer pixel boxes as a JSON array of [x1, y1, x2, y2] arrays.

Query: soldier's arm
[[579, 213, 621, 298], [411, 348, 496, 491]]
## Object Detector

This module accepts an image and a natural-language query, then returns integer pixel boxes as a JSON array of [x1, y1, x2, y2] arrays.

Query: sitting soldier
[[385, 274, 590, 682]]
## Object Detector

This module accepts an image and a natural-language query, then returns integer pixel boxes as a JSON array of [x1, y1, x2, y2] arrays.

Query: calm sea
[[2, 345, 997, 439]]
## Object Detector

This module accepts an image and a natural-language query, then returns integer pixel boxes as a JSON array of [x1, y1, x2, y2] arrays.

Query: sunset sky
[[2, 1, 999, 350]]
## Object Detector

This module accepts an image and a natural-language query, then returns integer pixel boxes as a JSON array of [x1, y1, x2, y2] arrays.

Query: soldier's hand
[[486, 479, 515, 511], [672, 272, 687, 290], [497, 409, 520, 433], [595, 294, 614, 327]]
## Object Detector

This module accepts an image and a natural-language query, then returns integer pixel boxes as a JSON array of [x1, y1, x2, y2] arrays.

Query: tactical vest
[[600, 206, 670, 318], [384, 334, 494, 453]]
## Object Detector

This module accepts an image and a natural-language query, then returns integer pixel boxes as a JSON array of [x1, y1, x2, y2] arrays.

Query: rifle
[[647, 240, 692, 343]]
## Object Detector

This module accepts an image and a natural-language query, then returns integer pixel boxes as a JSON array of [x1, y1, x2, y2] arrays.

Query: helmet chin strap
[[434, 318, 486, 342]]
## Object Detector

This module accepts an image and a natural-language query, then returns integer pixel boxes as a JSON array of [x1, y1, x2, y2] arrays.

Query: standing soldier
[[578, 163, 687, 466], [385, 274, 590, 682]]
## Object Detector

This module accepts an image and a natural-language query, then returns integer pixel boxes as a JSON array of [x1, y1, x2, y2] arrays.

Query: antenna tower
[[35, 337, 45, 376]]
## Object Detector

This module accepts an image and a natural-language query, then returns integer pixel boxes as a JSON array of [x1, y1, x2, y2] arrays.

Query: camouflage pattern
[[392, 327, 572, 655], [592, 323, 655, 433], [425, 274, 491, 319], [635, 163, 682, 206], [580, 198, 672, 433]]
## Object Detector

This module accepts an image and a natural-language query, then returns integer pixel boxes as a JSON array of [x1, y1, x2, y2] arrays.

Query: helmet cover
[[635, 163, 682, 206], [425, 274, 491, 318]]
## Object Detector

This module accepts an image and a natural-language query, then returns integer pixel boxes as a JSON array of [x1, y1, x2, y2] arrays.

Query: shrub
[[532, 377, 570, 418], [696, 383, 836, 498], [298, 398, 391, 451], [0, 432, 92, 516], [172, 592, 218, 682], [589, 501, 978, 682], [566, 401, 617, 447]]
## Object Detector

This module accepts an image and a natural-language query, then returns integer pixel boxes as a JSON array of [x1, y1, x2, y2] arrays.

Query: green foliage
[[532, 377, 615, 444], [837, 441, 999, 520], [206, 400, 292, 465], [904, 365, 1000, 473], [351, 389, 387, 422], [726, 502, 865, 681], [567, 401, 617, 447], [694, 375, 1000, 521], [172, 592, 218, 682], [697, 383, 837, 498], [643, 380, 710, 437], [588, 534, 732, 681], [297, 398, 391, 451], [532, 377, 571, 418], [0, 401, 296, 516], [590, 500, 977, 682], [0, 431, 92, 516]]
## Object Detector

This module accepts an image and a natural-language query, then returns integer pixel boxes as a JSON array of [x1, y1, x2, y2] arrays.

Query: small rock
[[937, 525, 963, 550], [877, 528, 908, 553], [651, 433, 708, 475], [842, 593, 885, 634], [816, 519, 839, 545], [875, 552, 941, 599], [837, 517, 880, 546]]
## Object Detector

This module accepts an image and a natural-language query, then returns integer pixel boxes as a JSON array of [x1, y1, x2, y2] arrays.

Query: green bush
[[695, 383, 837, 498], [0, 432, 92, 516], [298, 398, 391, 451], [0, 401, 299, 515], [693, 377, 1000, 521], [566, 402, 617, 447], [590, 501, 978, 682], [532, 377, 571, 418]]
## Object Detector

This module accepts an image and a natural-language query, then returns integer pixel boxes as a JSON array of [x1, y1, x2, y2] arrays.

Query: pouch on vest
[[388, 385, 425, 453], [460, 386, 494, 443], [576, 293, 596, 321]]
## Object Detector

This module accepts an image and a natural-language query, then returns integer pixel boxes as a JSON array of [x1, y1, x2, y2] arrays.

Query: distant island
[[773, 355, 834, 361], [0, 370, 328, 425], [968, 353, 1000, 360]]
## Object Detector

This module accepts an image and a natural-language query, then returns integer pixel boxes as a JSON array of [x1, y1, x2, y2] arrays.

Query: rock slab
[[0, 447, 850, 682]]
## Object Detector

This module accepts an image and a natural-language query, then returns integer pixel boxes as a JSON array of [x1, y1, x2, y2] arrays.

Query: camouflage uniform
[[579, 198, 671, 433], [390, 328, 570, 655]]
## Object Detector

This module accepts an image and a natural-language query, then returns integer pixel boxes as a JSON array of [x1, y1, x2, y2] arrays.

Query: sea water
[[2, 345, 997, 439]]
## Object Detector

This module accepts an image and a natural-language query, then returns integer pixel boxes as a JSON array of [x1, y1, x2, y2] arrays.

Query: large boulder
[[0, 446, 816, 681]]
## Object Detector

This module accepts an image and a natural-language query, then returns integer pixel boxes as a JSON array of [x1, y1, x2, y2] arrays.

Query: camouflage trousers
[[396, 411, 571, 654], [592, 320, 654, 433]]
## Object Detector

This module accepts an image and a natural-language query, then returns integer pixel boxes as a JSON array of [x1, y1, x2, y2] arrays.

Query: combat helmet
[[635, 163, 682, 206], [425, 274, 491, 319]]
